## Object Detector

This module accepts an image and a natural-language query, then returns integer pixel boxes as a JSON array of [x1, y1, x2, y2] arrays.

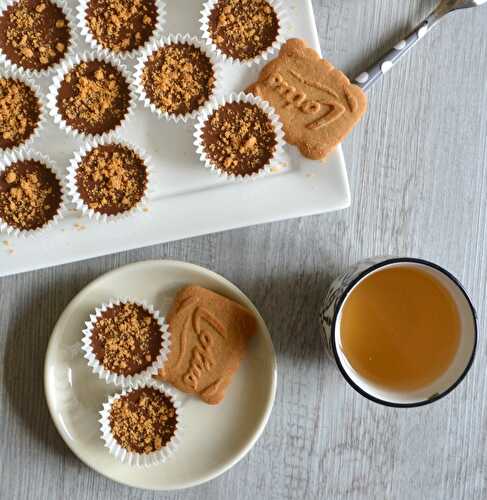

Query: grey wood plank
[[1, 1, 487, 499]]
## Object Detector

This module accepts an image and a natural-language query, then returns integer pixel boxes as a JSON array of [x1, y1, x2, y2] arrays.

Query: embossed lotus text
[[265, 71, 346, 130]]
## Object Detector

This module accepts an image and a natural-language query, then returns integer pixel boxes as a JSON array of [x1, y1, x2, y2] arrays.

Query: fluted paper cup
[[0, 0, 78, 78], [0, 149, 67, 237], [99, 379, 182, 466], [66, 135, 152, 222], [193, 92, 285, 181], [77, 0, 167, 60], [134, 33, 223, 124], [200, 0, 288, 67], [0, 67, 46, 154], [81, 298, 171, 387], [47, 51, 136, 141]]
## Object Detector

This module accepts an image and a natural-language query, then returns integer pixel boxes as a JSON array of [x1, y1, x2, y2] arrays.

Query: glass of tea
[[320, 257, 477, 407]]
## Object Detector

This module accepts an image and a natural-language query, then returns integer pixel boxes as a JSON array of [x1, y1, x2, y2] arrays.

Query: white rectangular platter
[[0, 0, 350, 277]]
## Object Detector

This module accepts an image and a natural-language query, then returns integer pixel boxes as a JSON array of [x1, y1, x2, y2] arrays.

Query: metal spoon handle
[[354, 10, 445, 91]]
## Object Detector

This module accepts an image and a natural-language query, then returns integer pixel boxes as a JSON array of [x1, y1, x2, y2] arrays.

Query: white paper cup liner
[[193, 92, 285, 181], [0, 67, 47, 154], [66, 135, 152, 222], [0, 0, 78, 78], [99, 379, 182, 466], [134, 33, 224, 124], [0, 149, 67, 237], [81, 298, 171, 387], [200, 0, 288, 67], [47, 51, 136, 141], [77, 0, 167, 60]]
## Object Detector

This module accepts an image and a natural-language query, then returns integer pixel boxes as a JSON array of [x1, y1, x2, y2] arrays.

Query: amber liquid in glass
[[340, 266, 461, 391]]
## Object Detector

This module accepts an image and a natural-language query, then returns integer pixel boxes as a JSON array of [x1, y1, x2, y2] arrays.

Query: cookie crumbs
[[87, 0, 157, 52], [73, 223, 86, 231], [203, 102, 276, 176], [60, 62, 128, 129], [0, 78, 40, 148], [76, 145, 146, 215], [109, 388, 177, 454], [92, 303, 161, 375], [3, 240, 14, 255], [142, 43, 215, 115], [0, 161, 61, 231], [1, 0, 70, 70], [209, 0, 279, 60]]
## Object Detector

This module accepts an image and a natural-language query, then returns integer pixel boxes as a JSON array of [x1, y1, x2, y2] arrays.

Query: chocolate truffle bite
[[141, 42, 215, 116], [0, 78, 41, 150], [75, 144, 147, 216], [109, 387, 178, 454], [0, 160, 62, 231], [90, 302, 163, 376], [85, 0, 158, 53], [56, 60, 131, 136], [208, 0, 279, 60], [202, 102, 277, 176], [0, 0, 70, 71]]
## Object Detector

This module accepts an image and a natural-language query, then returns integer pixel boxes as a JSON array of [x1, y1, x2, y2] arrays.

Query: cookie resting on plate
[[157, 285, 257, 404]]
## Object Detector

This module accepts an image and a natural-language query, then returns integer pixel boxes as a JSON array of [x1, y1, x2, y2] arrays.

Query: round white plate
[[44, 260, 277, 491]]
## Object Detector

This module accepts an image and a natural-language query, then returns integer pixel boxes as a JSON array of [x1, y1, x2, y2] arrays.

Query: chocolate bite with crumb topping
[[202, 102, 277, 176], [86, 0, 158, 53], [208, 0, 279, 61], [0, 0, 70, 71], [141, 43, 215, 116], [109, 387, 177, 454], [0, 78, 41, 150], [75, 144, 147, 216], [0, 160, 62, 231], [91, 303, 163, 376], [57, 61, 131, 136]]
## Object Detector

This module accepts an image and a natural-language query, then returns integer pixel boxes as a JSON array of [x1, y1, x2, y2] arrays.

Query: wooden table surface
[[1, 1, 486, 499]]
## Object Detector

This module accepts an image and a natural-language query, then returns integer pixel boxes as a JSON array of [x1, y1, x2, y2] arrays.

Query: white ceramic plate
[[0, 0, 350, 277], [44, 260, 277, 490]]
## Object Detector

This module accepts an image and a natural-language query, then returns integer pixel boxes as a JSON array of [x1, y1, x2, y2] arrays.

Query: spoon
[[354, 0, 487, 91]]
